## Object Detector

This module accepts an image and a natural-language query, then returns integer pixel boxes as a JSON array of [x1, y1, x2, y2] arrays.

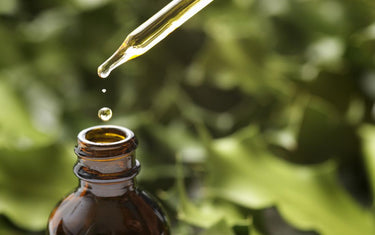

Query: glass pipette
[[97, 0, 213, 78]]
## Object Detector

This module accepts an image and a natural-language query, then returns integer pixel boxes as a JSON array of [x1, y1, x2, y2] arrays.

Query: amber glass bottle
[[48, 125, 170, 235]]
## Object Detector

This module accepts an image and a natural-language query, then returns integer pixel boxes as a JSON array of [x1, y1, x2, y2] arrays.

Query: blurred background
[[0, 0, 375, 234]]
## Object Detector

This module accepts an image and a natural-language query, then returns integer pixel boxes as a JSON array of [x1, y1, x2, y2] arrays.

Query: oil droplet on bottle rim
[[98, 107, 112, 121]]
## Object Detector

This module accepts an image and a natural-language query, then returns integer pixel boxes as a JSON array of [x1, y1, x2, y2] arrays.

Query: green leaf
[[205, 126, 375, 235], [71, 0, 111, 10], [0, 217, 25, 235], [199, 219, 235, 235], [178, 197, 248, 229], [176, 155, 247, 229], [0, 0, 18, 15], [251, 227, 265, 235], [0, 80, 51, 149], [0, 145, 76, 231], [359, 125, 375, 204], [0, 78, 76, 231]]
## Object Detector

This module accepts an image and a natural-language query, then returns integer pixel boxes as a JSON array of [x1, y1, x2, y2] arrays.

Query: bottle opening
[[78, 125, 135, 147], [75, 125, 140, 180], [86, 127, 126, 143]]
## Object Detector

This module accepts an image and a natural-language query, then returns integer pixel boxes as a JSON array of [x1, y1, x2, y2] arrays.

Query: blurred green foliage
[[0, 0, 375, 234]]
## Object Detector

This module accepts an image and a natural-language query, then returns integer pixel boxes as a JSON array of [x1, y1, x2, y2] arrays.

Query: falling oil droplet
[[102, 88, 107, 93], [98, 107, 112, 121]]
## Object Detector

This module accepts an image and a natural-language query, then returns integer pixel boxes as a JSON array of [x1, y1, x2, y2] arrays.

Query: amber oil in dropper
[[97, 0, 213, 78]]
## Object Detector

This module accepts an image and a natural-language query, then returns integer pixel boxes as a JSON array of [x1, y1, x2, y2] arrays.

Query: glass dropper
[[97, 0, 213, 78]]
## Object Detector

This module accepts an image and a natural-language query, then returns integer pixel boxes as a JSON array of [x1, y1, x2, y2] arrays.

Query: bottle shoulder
[[48, 189, 170, 235]]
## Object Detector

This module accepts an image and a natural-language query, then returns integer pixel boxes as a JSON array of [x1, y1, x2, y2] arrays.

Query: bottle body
[[48, 183, 169, 234], [47, 125, 170, 235]]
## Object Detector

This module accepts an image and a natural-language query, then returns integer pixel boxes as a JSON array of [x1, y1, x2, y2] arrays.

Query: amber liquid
[[48, 184, 170, 235]]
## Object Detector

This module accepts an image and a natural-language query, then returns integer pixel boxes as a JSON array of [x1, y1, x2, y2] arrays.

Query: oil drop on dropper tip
[[98, 67, 110, 78], [97, 0, 213, 78]]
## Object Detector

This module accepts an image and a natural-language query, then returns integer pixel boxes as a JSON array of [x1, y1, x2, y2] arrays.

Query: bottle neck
[[79, 179, 136, 197], [73, 125, 140, 196]]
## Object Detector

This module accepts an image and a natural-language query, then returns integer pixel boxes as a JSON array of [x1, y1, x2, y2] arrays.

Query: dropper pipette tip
[[97, 65, 110, 78]]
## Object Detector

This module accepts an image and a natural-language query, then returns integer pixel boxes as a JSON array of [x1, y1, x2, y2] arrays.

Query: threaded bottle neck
[[74, 125, 140, 183]]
